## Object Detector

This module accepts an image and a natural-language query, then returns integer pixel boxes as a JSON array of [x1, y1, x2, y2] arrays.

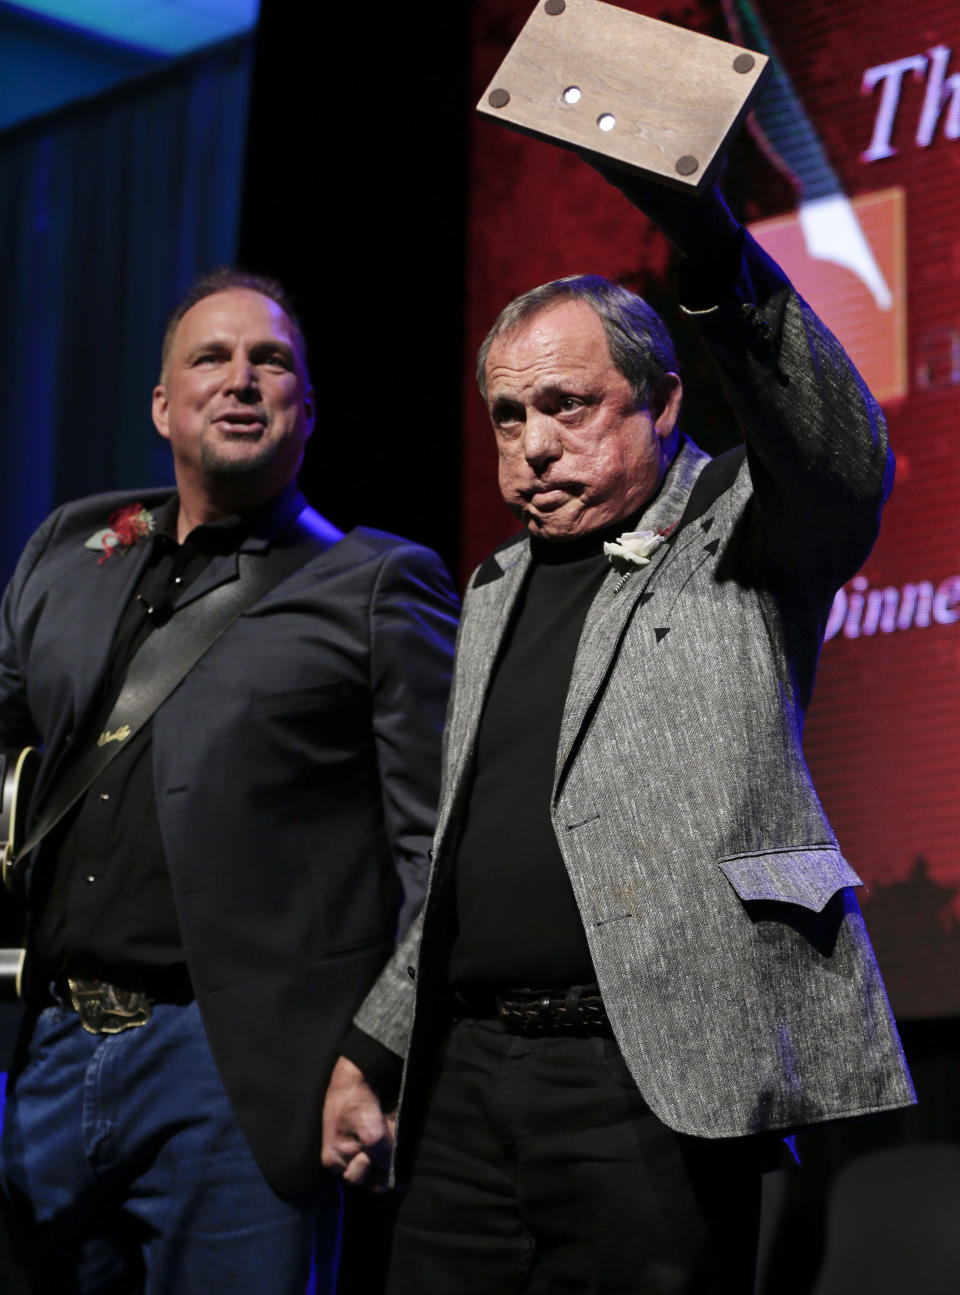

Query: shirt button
[[98, 793, 110, 801], [84, 875, 96, 884]]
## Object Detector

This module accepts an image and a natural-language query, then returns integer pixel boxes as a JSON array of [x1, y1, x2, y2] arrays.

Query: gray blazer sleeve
[[352, 908, 423, 1058], [683, 230, 893, 606]]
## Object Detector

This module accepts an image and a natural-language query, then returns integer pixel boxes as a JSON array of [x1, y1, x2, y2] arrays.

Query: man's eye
[[258, 352, 293, 371], [558, 396, 582, 413], [492, 405, 522, 428]]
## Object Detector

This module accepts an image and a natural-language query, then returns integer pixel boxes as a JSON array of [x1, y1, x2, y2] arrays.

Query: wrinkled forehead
[[485, 299, 615, 389]]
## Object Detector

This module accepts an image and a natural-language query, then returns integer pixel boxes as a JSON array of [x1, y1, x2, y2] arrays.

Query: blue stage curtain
[[0, 36, 253, 584]]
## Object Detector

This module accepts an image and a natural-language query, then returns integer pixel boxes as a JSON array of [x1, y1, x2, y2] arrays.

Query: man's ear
[[650, 373, 683, 439], [152, 384, 170, 440]]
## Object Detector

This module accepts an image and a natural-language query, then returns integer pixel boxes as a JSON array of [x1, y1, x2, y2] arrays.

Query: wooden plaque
[[477, 0, 770, 192]]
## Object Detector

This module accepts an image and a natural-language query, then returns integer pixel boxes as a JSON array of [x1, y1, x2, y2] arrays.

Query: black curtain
[[238, 6, 470, 579]]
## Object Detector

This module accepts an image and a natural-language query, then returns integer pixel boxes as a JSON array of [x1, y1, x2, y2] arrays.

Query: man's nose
[[224, 355, 259, 396], [522, 415, 561, 471]]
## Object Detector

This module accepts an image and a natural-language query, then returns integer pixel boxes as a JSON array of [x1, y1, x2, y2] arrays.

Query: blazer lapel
[[60, 488, 311, 746], [70, 515, 164, 726], [554, 441, 711, 787], [437, 540, 530, 838], [36, 505, 164, 802]]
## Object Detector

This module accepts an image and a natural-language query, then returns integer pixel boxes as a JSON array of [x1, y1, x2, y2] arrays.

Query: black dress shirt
[[32, 494, 271, 974]]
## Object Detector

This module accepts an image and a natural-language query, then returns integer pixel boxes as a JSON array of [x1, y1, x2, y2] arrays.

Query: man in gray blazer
[[323, 175, 914, 1292]]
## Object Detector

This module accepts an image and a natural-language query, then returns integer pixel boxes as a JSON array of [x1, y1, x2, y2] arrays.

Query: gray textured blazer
[[357, 234, 915, 1181]]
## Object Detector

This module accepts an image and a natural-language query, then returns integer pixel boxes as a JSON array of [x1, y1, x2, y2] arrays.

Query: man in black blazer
[[0, 269, 458, 1292]]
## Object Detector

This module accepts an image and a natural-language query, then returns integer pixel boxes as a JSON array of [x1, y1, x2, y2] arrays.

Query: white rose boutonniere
[[603, 530, 664, 566], [603, 524, 676, 591]]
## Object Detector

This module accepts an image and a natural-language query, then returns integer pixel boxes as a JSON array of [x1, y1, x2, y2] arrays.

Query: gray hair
[[476, 275, 677, 407], [159, 267, 308, 382]]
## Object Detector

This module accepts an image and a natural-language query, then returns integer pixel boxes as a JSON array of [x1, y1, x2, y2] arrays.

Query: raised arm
[[593, 162, 892, 603]]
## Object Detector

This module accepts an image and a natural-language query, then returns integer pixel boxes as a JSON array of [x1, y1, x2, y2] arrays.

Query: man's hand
[[321, 1055, 396, 1192]]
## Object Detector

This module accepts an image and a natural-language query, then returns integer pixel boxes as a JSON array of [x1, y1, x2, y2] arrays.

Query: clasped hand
[[320, 1055, 395, 1193]]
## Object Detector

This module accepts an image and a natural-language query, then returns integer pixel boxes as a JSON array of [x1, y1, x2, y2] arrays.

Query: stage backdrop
[[463, 0, 960, 1017]]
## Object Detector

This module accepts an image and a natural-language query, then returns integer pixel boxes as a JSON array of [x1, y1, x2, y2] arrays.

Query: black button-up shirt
[[31, 495, 253, 972]]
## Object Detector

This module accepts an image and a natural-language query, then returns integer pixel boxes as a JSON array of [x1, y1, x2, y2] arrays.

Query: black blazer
[[0, 487, 458, 1196]]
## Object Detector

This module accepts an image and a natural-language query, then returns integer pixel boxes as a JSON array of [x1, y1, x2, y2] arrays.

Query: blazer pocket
[[718, 846, 863, 913], [310, 934, 393, 966]]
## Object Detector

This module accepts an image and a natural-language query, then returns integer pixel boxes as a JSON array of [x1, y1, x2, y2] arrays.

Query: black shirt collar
[[153, 481, 304, 555]]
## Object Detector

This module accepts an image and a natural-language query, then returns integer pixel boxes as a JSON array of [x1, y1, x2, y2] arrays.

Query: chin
[[202, 441, 281, 478], [528, 518, 576, 541]]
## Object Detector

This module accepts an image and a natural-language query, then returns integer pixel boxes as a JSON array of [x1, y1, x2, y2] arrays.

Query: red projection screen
[[462, 0, 960, 1017]]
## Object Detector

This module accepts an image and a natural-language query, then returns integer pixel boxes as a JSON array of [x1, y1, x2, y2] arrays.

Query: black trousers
[[387, 1019, 762, 1295]]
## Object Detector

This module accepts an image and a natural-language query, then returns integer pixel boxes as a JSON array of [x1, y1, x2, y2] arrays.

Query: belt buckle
[[531, 994, 555, 1030], [496, 993, 554, 1034], [67, 976, 151, 1035]]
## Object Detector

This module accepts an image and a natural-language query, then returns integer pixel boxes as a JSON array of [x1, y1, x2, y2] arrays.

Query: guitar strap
[[8, 506, 336, 881]]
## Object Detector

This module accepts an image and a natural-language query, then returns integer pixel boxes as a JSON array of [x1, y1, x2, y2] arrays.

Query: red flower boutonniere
[[84, 503, 155, 564]]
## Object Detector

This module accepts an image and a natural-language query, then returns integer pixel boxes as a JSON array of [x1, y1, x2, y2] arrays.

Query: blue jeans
[[0, 999, 338, 1294]]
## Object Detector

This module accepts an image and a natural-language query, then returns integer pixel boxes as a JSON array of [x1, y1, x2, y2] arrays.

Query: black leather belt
[[50, 961, 193, 1035], [454, 984, 611, 1036]]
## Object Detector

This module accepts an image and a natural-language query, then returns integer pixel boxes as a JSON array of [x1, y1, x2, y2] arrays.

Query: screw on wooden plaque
[[676, 155, 699, 176], [733, 54, 755, 73], [488, 88, 510, 109], [545, 0, 566, 13]]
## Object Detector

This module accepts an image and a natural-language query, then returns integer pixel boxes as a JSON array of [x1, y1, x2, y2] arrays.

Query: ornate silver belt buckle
[[67, 977, 151, 1034]]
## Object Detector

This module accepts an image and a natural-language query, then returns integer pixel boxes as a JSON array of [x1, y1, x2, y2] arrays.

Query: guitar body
[[1, 748, 40, 891], [0, 748, 38, 999]]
